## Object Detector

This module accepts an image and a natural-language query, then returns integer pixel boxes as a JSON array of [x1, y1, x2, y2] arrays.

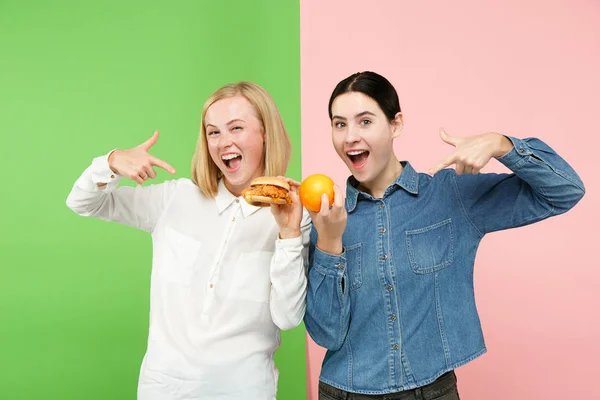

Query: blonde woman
[[66, 81, 310, 400]]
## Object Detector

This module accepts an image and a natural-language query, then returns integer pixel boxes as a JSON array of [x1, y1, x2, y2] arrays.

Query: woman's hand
[[429, 128, 514, 175], [108, 130, 176, 185], [308, 184, 347, 255], [271, 177, 304, 240]]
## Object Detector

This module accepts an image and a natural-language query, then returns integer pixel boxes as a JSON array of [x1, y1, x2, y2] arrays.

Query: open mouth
[[221, 153, 242, 172], [346, 150, 369, 169]]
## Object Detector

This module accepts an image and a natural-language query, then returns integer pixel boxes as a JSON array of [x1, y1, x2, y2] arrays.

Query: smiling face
[[204, 95, 265, 196], [331, 91, 403, 194]]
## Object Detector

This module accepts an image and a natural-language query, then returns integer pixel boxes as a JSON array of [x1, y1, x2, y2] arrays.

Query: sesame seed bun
[[249, 176, 290, 191]]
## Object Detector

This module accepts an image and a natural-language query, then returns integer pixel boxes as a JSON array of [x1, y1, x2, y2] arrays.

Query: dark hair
[[328, 71, 401, 122]]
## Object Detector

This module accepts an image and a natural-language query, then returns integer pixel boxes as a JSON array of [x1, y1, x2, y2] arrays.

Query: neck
[[223, 168, 264, 197], [358, 158, 403, 199], [224, 181, 243, 197]]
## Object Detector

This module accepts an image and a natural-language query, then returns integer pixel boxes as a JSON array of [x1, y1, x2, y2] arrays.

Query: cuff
[[276, 234, 304, 249], [497, 136, 532, 170], [90, 150, 122, 190], [312, 247, 347, 275]]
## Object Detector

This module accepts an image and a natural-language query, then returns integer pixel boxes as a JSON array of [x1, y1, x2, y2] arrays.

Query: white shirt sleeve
[[268, 209, 311, 330], [65, 152, 179, 233]]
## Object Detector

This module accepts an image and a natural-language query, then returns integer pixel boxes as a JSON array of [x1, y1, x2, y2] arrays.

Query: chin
[[349, 167, 370, 182], [223, 172, 249, 186]]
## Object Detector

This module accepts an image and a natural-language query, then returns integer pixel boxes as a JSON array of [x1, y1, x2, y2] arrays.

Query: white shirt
[[66, 153, 311, 400]]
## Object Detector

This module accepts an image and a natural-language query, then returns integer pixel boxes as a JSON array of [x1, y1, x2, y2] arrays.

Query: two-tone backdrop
[[1, 1, 598, 399]]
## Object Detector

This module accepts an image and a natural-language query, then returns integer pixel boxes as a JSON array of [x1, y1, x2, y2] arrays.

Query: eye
[[334, 121, 346, 128], [360, 119, 371, 126], [207, 130, 219, 136], [231, 126, 242, 132]]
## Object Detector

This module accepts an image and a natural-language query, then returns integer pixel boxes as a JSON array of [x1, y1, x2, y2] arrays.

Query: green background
[[0, 1, 305, 398]]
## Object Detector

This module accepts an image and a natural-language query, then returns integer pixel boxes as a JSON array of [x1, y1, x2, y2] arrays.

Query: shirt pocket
[[345, 243, 363, 292], [159, 226, 202, 285], [405, 218, 454, 274], [230, 250, 273, 303]]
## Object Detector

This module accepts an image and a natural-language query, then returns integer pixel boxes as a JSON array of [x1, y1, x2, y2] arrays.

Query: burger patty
[[242, 184, 291, 204]]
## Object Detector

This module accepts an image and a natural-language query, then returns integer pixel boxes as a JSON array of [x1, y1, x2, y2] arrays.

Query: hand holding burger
[[242, 176, 303, 239]]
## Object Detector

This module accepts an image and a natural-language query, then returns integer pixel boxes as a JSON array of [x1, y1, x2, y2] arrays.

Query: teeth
[[347, 150, 367, 156], [221, 153, 241, 161]]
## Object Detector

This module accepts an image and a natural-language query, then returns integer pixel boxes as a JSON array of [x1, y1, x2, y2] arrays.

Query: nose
[[218, 131, 234, 148], [344, 125, 361, 144]]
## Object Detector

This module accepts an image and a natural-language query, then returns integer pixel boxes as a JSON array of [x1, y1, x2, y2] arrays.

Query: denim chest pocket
[[344, 243, 363, 291], [405, 218, 454, 274]]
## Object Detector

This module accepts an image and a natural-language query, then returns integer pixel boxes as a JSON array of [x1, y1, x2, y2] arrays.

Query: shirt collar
[[345, 161, 420, 212], [215, 179, 261, 218]]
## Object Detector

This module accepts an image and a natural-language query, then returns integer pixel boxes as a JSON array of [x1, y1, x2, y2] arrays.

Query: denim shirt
[[304, 137, 585, 395]]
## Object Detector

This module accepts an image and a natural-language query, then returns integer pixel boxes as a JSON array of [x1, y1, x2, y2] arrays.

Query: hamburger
[[241, 177, 292, 207]]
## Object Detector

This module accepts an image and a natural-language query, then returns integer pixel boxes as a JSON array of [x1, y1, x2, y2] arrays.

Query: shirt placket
[[201, 199, 241, 320], [378, 199, 402, 388]]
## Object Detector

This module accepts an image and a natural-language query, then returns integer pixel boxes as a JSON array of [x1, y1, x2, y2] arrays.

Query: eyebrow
[[226, 118, 245, 126], [332, 111, 376, 120], [205, 118, 245, 129]]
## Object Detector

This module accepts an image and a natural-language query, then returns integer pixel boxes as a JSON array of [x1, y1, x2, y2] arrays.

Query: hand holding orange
[[299, 174, 335, 212]]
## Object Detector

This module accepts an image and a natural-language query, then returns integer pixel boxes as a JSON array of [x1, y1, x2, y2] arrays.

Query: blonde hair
[[192, 81, 292, 198]]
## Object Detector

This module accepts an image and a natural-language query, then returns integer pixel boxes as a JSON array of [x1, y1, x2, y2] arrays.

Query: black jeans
[[318, 371, 460, 400]]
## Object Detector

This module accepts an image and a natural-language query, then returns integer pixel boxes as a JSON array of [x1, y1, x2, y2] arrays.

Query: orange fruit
[[299, 174, 335, 212]]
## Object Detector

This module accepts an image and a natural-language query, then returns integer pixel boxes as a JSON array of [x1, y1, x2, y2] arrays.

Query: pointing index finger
[[150, 156, 176, 174], [429, 154, 456, 175]]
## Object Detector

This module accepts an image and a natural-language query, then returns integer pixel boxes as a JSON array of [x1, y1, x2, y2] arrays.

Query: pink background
[[300, 1, 600, 399]]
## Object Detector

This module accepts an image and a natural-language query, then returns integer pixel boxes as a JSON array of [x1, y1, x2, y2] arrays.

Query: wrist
[[107, 149, 121, 174], [492, 133, 514, 158], [279, 228, 301, 240], [316, 237, 343, 255]]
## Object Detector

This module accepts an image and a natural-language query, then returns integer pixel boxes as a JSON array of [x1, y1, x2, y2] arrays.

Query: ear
[[391, 112, 403, 139], [261, 124, 267, 147]]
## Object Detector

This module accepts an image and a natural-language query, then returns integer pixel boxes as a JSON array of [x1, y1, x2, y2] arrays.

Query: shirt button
[[379, 203, 385, 209], [209, 284, 214, 288], [382, 254, 388, 260], [380, 228, 386, 233], [232, 217, 236, 222], [392, 344, 399, 351], [110, 174, 115, 179], [387, 284, 393, 291], [519, 147, 524, 152], [235, 199, 239, 203], [337, 263, 344, 270], [391, 314, 397, 321]]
